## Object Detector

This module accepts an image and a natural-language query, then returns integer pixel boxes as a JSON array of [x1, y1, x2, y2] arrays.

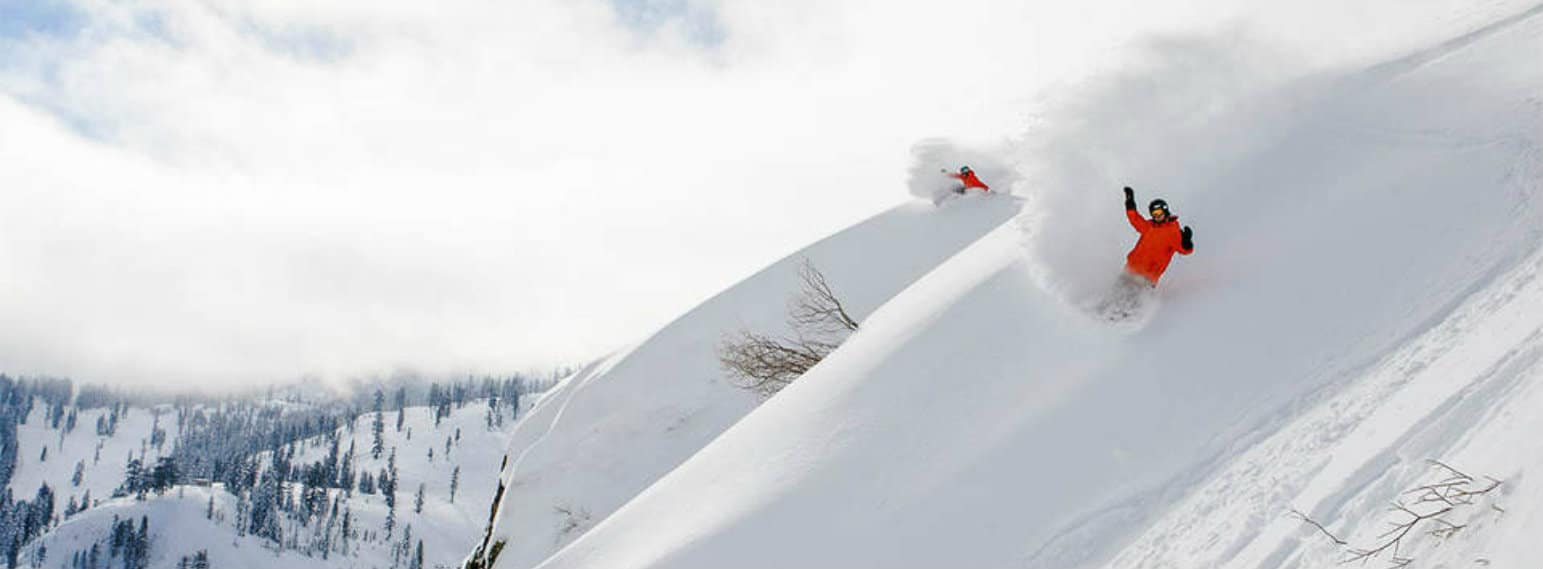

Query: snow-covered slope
[[1111, 215, 1543, 568], [467, 197, 1021, 569], [26, 398, 522, 569], [10, 404, 163, 505], [518, 6, 1543, 569], [33, 486, 312, 569]]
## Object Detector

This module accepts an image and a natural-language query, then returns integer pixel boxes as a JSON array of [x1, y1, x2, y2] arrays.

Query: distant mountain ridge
[[2, 375, 549, 569]]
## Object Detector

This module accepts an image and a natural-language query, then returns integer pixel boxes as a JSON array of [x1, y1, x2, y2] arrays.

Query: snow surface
[[483, 4, 1543, 569], [467, 196, 1021, 569]]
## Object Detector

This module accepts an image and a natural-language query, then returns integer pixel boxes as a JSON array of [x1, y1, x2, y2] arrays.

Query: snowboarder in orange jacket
[[945, 166, 990, 194], [1123, 186, 1193, 286]]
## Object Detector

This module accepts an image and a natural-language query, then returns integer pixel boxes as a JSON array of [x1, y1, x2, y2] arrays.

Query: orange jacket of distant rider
[[1125, 209, 1192, 284], [950, 171, 989, 190]]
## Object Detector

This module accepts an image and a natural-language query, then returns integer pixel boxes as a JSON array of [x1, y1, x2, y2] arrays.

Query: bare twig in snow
[[1291, 509, 1347, 546], [1289, 460, 1504, 568]]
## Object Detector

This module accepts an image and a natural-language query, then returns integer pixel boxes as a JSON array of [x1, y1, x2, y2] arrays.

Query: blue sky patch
[[0, 0, 85, 40], [609, 0, 726, 47]]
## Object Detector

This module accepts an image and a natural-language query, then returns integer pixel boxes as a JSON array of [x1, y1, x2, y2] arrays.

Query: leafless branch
[[789, 259, 860, 334], [719, 261, 858, 397], [1289, 460, 1504, 569], [718, 329, 838, 396], [1291, 509, 1347, 546], [1424, 460, 1474, 482], [1428, 518, 1464, 539]]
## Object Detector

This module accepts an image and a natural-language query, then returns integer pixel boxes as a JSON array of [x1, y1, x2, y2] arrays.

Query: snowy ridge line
[[470, 359, 606, 555], [527, 207, 1103, 569], [471, 198, 1022, 569], [502, 359, 610, 481], [1361, 0, 1543, 82]]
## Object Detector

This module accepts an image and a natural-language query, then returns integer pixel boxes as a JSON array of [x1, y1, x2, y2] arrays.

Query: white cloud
[[0, 0, 1501, 387]]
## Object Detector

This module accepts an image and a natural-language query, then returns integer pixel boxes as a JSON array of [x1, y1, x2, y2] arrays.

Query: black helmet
[[1148, 198, 1169, 213], [960, 165, 972, 174]]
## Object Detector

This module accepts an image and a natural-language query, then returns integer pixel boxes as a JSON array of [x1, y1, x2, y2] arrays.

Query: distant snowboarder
[[944, 166, 990, 195], [1121, 186, 1193, 287]]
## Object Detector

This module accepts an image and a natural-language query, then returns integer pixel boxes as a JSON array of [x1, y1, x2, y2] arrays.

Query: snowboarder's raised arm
[[1178, 226, 1194, 254], [1123, 187, 1150, 233]]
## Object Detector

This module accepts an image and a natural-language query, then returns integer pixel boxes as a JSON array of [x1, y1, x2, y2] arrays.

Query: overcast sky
[[0, 0, 1491, 389]]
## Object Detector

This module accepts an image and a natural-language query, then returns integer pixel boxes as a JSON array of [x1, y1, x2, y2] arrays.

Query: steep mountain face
[[495, 6, 1543, 569], [464, 198, 1021, 569]]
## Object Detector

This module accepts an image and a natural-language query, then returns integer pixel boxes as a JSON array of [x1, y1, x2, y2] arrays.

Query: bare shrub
[[719, 260, 858, 397]]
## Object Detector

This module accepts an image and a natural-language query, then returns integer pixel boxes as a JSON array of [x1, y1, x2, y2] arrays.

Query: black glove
[[1181, 226, 1194, 250], [1123, 187, 1136, 210]]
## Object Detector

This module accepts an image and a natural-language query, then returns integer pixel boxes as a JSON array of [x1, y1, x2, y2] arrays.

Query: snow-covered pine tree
[[395, 524, 413, 568], [324, 436, 340, 487], [339, 507, 352, 556], [485, 394, 498, 429], [371, 390, 385, 460], [394, 388, 407, 433], [383, 447, 398, 538], [151, 457, 179, 494], [339, 441, 356, 493]]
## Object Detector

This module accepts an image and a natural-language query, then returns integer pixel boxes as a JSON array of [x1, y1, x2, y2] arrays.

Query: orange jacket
[[949, 171, 989, 191], [1125, 209, 1192, 284]]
